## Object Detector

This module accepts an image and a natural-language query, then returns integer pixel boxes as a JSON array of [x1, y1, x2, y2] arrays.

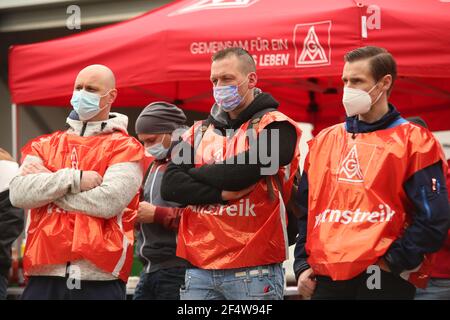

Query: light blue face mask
[[213, 78, 249, 112], [146, 135, 170, 160], [70, 89, 110, 121]]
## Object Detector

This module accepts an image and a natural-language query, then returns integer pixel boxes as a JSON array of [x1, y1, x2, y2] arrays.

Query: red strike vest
[[21, 129, 144, 282], [305, 120, 447, 288], [176, 111, 302, 269]]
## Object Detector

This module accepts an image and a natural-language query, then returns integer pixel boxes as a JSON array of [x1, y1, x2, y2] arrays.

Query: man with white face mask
[[9, 64, 144, 299], [294, 46, 450, 299], [133, 102, 189, 300]]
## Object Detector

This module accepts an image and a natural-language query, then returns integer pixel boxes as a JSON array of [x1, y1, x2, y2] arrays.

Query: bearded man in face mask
[[294, 46, 450, 300], [161, 47, 302, 300], [9, 64, 144, 300], [132, 102, 189, 300]]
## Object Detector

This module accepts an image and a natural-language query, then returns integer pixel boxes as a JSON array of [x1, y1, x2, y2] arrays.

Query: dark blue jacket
[[293, 105, 450, 279]]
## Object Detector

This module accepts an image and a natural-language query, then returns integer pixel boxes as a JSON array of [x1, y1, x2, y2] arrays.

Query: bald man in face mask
[[9, 64, 144, 300]]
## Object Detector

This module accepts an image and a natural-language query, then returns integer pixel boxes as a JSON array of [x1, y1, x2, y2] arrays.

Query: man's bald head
[[73, 64, 118, 121], [75, 64, 116, 90]]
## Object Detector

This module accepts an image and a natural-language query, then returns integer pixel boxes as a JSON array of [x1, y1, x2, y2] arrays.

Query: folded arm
[[187, 121, 297, 191], [9, 155, 81, 209], [384, 161, 450, 274], [54, 162, 142, 219], [161, 140, 223, 205]]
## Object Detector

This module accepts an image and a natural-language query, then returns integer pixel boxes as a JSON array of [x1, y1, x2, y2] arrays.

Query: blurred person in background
[[0, 148, 24, 300]]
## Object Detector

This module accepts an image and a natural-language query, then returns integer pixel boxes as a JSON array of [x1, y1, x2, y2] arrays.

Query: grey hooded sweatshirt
[[9, 112, 143, 281]]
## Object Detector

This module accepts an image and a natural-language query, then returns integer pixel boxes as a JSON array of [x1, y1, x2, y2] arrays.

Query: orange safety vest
[[21, 130, 144, 282], [177, 111, 302, 269], [305, 120, 447, 288]]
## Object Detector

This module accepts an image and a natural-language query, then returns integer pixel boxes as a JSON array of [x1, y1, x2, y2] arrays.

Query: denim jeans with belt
[[180, 263, 284, 300]]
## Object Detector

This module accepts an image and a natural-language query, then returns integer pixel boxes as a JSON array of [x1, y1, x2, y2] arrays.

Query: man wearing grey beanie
[[133, 101, 189, 300]]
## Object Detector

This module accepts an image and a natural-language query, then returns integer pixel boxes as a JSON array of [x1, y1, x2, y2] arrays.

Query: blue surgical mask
[[70, 90, 110, 121], [213, 78, 249, 112], [146, 135, 170, 160], [146, 144, 169, 160]]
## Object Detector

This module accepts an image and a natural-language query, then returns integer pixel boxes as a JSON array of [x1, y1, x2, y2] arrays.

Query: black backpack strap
[[246, 108, 279, 203], [193, 119, 209, 151], [273, 173, 302, 218], [247, 108, 278, 202], [252, 108, 301, 245], [247, 108, 277, 131]]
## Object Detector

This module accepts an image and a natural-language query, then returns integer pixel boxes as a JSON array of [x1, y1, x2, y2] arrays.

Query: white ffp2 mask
[[342, 84, 382, 117]]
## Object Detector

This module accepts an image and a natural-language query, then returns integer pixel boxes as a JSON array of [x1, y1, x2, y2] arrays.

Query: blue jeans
[[180, 264, 284, 300], [415, 278, 450, 300], [21, 276, 126, 300], [133, 267, 186, 300]]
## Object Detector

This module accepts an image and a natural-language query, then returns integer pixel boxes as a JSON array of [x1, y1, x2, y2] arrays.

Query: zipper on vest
[[351, 117, 358, 139], [139, 164, 162, 273], [80, 122, 87, 137]]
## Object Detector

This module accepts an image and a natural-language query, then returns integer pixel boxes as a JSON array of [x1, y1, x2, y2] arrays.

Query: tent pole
[[11, 103, 18, 161], [11, 103, 24, 287]]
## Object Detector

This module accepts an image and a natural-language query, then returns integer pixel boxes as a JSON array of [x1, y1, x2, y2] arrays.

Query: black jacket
[[293, 104, 450, 279], [0, 189, 24, 277], [161, 90, 298, 205]]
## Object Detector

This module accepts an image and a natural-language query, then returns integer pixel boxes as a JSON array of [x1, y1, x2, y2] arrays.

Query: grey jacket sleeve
[[54, 162, 143, 219], [9, 155, 81, 209]]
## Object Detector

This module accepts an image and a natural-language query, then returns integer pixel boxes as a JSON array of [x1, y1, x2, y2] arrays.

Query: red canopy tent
[[8, 0, 450, 157]]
